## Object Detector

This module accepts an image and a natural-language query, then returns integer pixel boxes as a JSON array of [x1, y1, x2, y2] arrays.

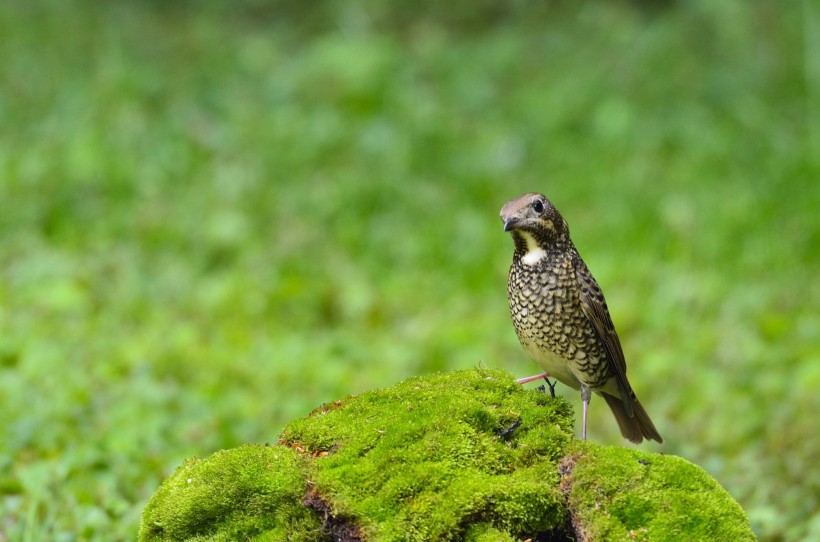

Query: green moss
[[463, 524, 518, 542], [139, 370, 755, 541], [138, 444, 322, 541], [564, 444, 756, 541], [281, 368, 574, 540]]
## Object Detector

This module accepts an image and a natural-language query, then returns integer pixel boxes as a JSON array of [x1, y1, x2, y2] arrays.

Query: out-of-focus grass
[[0, 1, 817, 540]]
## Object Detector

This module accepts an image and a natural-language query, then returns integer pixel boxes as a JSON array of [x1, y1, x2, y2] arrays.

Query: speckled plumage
[[501, 192, 662, 444]]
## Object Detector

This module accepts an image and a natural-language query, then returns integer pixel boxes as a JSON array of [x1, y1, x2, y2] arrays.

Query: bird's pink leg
[[581, 385, 591, 440], [515, 372, 551, 384]]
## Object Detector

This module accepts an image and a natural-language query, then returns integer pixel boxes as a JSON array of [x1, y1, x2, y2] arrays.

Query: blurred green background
[[0, 0, 817, 540]]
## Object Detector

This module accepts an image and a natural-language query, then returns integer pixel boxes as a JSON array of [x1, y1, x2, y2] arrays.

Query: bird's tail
[[602, 393, 663, 444]]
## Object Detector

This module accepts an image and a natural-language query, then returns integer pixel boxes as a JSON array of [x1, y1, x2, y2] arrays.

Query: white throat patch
[[519, 232, 547, 266]]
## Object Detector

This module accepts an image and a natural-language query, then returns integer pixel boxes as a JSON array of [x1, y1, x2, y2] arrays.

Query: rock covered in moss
[[138, 445, 322, 541], [281, 368, 574, 540], [139, 369, 755, 541], [560, 445, 756, 541]]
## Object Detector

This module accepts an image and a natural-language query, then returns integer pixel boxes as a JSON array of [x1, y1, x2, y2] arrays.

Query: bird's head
[[500, 192, 570, 255]]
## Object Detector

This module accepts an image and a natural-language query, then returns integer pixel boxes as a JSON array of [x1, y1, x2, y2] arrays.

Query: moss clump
[[280, 368, 574, 540], [562, 444, 756, 541], [138, 444, 322, 541], [140, 369, 755, 541]]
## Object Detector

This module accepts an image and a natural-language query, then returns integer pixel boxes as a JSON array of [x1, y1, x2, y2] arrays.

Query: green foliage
[[139, 371, 754, 541], [0, 0, 817, 540]]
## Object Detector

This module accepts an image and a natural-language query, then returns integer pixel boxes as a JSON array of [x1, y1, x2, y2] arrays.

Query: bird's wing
[[573, 256, 635, 416]]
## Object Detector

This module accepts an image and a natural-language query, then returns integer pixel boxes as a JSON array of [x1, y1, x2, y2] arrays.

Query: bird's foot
[[542, 377, 556, 398], [515, 372, 551, 385]]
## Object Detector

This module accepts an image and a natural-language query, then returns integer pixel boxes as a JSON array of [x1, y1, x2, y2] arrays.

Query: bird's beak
[[503, 217, 520, 232]]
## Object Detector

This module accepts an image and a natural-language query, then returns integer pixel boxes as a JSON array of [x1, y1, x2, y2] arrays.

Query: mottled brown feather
[[573, 258, 635, 417]]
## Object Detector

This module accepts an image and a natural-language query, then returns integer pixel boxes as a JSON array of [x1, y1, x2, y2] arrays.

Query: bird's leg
[[515, 372, 551, 385], [543, 377, 556, 398], [580, 385, 592, 440]]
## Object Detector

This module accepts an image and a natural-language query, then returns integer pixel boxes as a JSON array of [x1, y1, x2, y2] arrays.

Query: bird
[[500, 192, 662, 444]]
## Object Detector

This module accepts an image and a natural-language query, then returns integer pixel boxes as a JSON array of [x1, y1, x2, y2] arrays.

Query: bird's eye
[[532, 200, 545, 214]]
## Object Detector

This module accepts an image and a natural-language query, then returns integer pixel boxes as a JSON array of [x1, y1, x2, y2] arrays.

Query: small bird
[[501, 192, 662, 444]]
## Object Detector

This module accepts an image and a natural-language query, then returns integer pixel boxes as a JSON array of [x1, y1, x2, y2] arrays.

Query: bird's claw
[[543, 377, 556, 398]]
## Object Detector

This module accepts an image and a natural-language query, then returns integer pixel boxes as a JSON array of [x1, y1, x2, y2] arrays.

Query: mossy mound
[[139, 369, 755, 541], [561, 445, 756, 541], [139, 445, 321, 541], [281, 368, 574, 540]]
